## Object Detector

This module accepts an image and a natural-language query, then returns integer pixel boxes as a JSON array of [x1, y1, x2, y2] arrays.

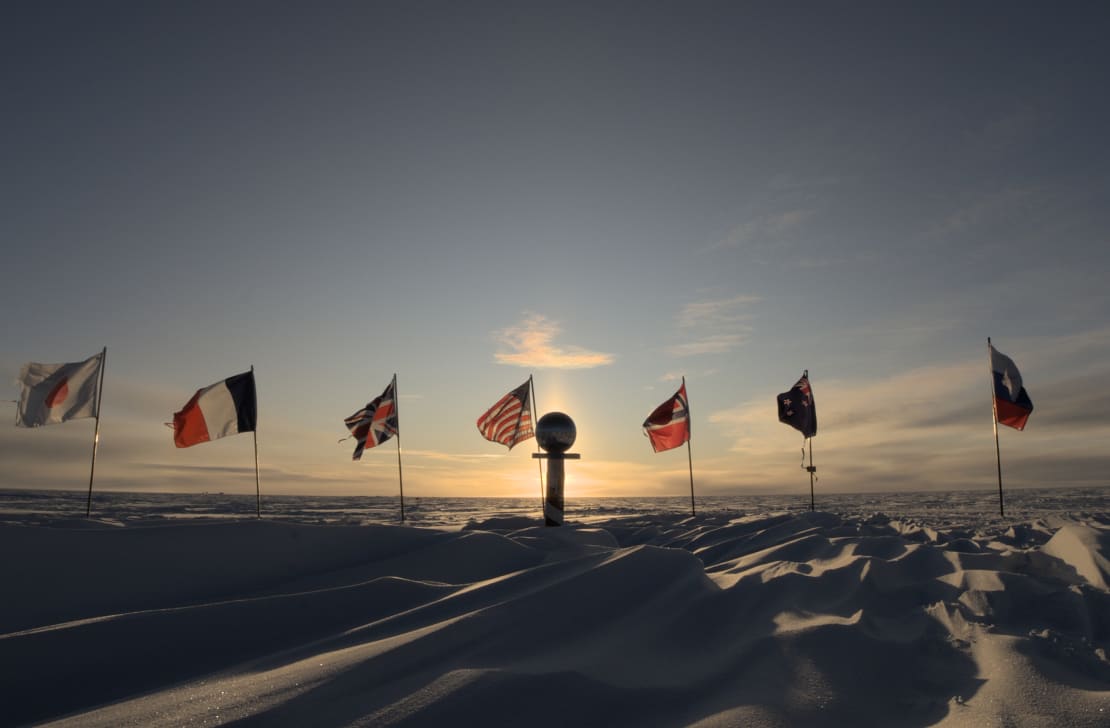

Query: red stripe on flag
[[173, 393, 211, 448], [646, 420, 689, 452], [995, 397, 1031, 431]]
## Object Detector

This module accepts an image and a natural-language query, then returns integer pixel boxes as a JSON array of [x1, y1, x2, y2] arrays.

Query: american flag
[[344, 376, 399, 460], [643, 379, 690, 453], [477, 379, 534, 449]]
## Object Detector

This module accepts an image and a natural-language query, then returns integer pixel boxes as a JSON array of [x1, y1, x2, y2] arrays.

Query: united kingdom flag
[[344, 376, 400, 460], [777, 372, 816, 438]]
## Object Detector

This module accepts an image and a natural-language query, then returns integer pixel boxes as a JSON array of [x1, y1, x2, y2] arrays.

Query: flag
[[173, 371, 257, 448], [16, 351, 104, 427], [344, 377, 399, 460], [477, 379, 534, 449], [643, 379, 690, 452], [990, 344, 1033, 430], [777, 372, 816, 438]]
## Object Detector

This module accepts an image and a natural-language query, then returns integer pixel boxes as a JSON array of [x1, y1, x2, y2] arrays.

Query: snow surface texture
[[1, 490, 1108, 727]]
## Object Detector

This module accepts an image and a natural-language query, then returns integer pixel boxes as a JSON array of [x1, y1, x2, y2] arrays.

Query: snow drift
[[1, 509, 1108, 726]]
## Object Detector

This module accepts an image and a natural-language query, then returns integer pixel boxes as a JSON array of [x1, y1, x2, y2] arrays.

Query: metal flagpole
[[686, 439, 695, 517], [803, 369, 816, 512], [529, 374, 545, 509], [393, 373, 405, 523], [987, 338, 1005, 517], [86, 346, 107, 518], [252, 365, 261, 519], [684, 377, 695, 516], [807, 437, 815, 511]]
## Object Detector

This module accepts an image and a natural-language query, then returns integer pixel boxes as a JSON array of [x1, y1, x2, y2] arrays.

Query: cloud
[[714, 209, 816, 251], [707, 335, 1110, 492], [667, 334, 749, 357], [402, 449, 503, 463], [768, 173, 848, 191], [709, 359, 1000, 457], [926, 185, 1040, 240], [494, 313, 614, 369], [972, 108, 1040, 154], [676, 295, 760, 328], [667, 295, 757, 357]]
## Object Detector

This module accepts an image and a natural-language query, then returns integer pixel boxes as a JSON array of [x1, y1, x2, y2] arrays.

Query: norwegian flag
[[777, 372, 816, 438], [344, 376, 399, 460], [477, 379, 534, 449], [643, 379, 690, 453]]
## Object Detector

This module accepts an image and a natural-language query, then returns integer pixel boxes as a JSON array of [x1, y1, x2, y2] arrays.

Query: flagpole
[[807, 437, 815, 511], [252, 365, 261, 519], [805, 369, 816, 511], [86, 346, 107, 518], [686, 439, 695, 517], [529, 374, 545, 509], [987, 338, 1005, 518], [393, 373, 405, 523], [682, 377, 694, 516]]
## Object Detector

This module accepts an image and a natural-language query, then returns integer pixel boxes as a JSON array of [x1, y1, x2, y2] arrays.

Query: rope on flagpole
[[807, 437, 815, 511]]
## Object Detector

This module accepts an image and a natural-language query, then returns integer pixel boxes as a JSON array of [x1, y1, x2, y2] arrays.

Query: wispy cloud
[[668, 334, 749, 357], [494, 313, 614, 369], [676, 295, 760, 328], [713, 209, 816, 252], [768, 173, 848, 191], [403, 449, 504, 463], [707, 332, 1110, 491], [667, 295, 757, 357], [708, 360, 989, 457], [971, 107, 1040, 155], [927, 186, 1040, 240]]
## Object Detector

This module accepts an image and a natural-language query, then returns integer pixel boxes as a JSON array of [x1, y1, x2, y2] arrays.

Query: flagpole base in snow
[[533, 412, 580, 527]]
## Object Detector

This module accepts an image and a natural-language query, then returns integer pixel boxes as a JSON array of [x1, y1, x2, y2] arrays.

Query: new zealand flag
[[777, 372, 816, 438]]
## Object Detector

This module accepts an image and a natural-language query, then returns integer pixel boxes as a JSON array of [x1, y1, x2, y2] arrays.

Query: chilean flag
[[16, 351, 104, 427], [643, 379, 690, 453], [173, 371, 257, 448], [990, 344, 1033, 431]]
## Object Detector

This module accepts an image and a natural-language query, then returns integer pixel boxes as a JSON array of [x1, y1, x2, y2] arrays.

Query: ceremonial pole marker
[[533, 412, 580, 527]]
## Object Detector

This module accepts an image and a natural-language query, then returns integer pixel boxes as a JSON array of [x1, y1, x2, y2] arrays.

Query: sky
[[4, 1, 1110, 501]]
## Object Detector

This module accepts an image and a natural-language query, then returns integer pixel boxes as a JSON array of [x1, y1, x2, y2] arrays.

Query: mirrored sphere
[[535, 411, 576, 453]]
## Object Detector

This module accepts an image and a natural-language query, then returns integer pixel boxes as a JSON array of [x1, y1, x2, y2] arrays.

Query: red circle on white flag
[[46, 378, 69, 407]]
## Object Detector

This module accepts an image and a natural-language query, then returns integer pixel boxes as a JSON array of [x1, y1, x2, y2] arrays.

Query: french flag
[[173, 371, 257, 448], [989, 344, 1033, 431]]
